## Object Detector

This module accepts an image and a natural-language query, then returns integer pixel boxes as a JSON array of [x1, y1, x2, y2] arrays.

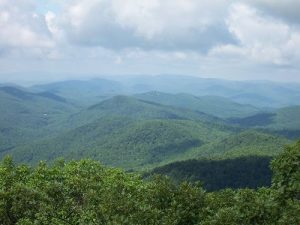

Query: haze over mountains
[[0, 75, 299, 188], [30, 75, 300, 108]]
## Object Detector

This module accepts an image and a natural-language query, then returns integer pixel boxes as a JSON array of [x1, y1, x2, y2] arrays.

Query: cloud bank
[[0, 0, 299, 82]]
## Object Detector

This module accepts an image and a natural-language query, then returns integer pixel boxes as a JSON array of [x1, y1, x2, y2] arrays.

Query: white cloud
[[58, 0, 233, 51], [111, 0, 226, 39], [0, 0, 55, 57], [0, 0, 300, 82], [209, 44, 247, 58], [210, 3, 300, 66], [246, 0, 300, 24]]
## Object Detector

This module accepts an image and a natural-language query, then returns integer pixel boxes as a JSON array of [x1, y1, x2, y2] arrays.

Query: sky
[[0, 0, 300, 84]]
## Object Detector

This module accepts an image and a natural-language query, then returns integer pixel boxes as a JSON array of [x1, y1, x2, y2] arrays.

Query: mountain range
[[31, 75, 300, 108], [1, 75, 299, 189]]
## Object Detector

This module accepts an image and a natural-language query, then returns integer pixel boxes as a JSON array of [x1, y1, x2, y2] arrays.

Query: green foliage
[[149, 156, 273, 191], [0, 140, 299, 224], [271, 140, 300, 202], [0, 157, 207, 225], [185, 130, 290, 159], [8, 117, 231, 169]]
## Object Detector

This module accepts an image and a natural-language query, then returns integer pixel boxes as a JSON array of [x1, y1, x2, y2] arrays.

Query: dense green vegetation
[[183, 130, 290, 160], [228, 106, 300, 139], [82, 95, 221, 123], [229, 106, 300, 130], [0, 87, 78, 154], [7, 117, 232, 169], [148, 156, 273, 191], [0, 87, 75, 128], [0, 140, 299, 224]]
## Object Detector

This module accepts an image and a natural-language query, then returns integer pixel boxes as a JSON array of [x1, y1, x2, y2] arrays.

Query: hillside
[[31, 79, 124, 106], [7, 117, 233, 169], [0, 87, 78, 153], [228, 106, 300, 139], [180, 130, 290, 161], [149, 156, 272, 191], [4, 119, 290, 170], [67, 95, 224, 128], [0, 86, 74, 127], [135, 91, 260, 118]]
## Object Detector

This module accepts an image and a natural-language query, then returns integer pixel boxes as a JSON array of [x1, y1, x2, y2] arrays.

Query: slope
[[31, 78, 124, 106], [7, 117, 233, 169], [228, 106, 300, 138], [67, 95, 224, 128], [0, 86, 79, 153], [135, 91, 260, 118], [148, 156, 272, 191], [182, 130, 290, 160]]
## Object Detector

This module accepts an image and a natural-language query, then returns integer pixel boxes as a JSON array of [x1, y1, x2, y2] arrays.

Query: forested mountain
[[0, 83, 298, 172], [135, 91, 260, 118], [7, 117, 232, 169], [0, 80, 299, 196], [0, 86, 74, 128], [148, 156, 273, 191], [228, 106, 300, 138], [183, 130, 290, 160], [31, 79, 124, 106], [72, 95, 223, 125], [0, 86, 78, 155]]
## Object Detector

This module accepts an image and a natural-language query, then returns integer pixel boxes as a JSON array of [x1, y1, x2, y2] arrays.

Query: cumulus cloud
[[0, 0, 55, 58], [58, 0, 234, 51], [210, 3, 300, 66], [246, 0, 300, 24], [0, 0, 300, 82]]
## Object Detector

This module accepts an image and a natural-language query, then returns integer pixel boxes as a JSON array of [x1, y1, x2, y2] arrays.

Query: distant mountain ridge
[[228, 106, 300, 139], [0, 86, 67, 102], [135, 91, 260, 118], [26, 75, 300, 108], [0, 86, 79, 154]]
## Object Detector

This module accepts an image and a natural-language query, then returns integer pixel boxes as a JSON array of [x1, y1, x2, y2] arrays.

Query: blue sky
[[35, 0, 61, 14], [0, 0, 300, 84]]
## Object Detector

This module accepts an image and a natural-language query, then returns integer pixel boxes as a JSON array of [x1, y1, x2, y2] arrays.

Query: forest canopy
[[0, 141, 299, 225]]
